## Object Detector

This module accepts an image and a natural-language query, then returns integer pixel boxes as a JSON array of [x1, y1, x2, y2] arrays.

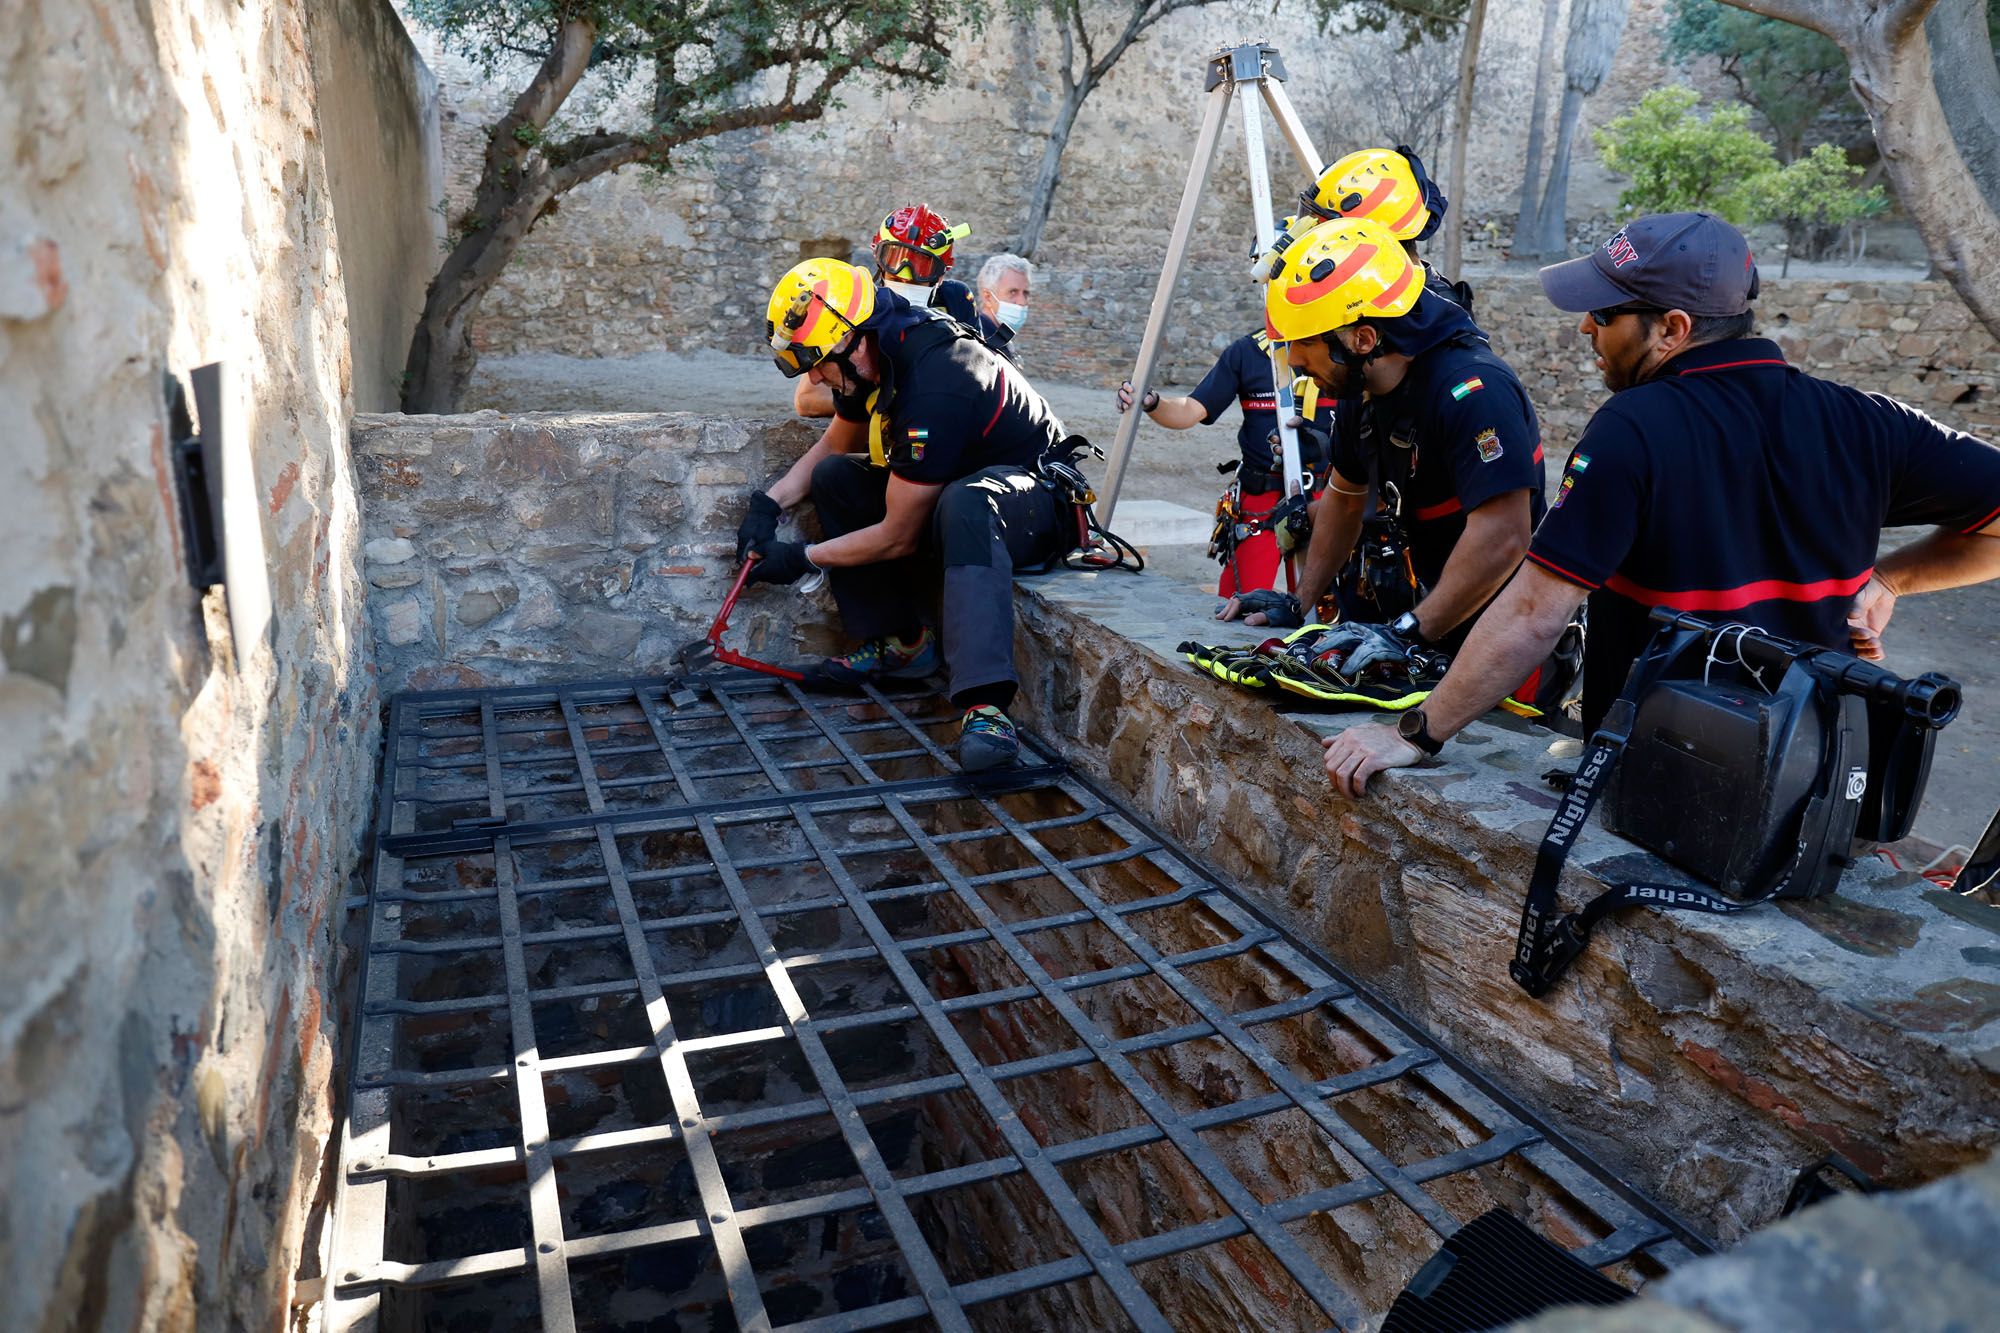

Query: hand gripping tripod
[[1097, 40, 1325, 578]]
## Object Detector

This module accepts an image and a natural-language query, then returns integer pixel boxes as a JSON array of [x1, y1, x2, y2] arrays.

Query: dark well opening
[[332, 678, 1693, 1331]]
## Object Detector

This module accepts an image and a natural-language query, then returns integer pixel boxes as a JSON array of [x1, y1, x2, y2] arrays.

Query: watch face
[[1397, 710, 1424, 739]]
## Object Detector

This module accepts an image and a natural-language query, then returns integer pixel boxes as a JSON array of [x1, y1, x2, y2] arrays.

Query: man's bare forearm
[[1407, 492, 1531, 639], [1877, 525, 2000, 596]]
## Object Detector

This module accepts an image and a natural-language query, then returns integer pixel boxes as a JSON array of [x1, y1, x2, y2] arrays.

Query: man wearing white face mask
[[978, 253, 1032, 363], [795, 205, 980, 418]]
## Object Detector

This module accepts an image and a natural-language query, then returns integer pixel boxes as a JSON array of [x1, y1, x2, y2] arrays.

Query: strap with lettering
[[1510, 666, 1849, 998]]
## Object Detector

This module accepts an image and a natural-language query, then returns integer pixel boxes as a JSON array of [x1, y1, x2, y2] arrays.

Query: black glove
[[736, 491, 782, 562], [1229, 588, 1303, 628], [744, 541, 815, 586]]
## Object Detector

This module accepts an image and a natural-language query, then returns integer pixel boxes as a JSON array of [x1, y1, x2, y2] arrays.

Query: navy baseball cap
[[1539, 212, 1760, 317]]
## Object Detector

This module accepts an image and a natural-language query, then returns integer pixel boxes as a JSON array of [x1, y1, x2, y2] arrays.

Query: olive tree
[[402, 0, 958, 412]]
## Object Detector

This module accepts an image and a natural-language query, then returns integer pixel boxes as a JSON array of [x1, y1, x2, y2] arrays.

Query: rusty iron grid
[[327, 672, 1708, 1333]]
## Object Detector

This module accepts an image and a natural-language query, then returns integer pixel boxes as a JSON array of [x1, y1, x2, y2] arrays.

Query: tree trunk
[[399, 19, 597, 413], [1014, 80, 1092, 259], [1513, 0, 1566, 252], [1926, 0, 2000, 215], [402, 197, 550, 413], [1442, 0, 1489, 278], [1845, 19, 2000, 334], [1531, 87, 1586, 257]]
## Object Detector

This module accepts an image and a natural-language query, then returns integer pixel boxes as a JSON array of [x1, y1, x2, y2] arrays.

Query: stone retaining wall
[[352, 412, 837, 693], [2, 2, 432, 1327], [1006, 571, 2000, 1244]]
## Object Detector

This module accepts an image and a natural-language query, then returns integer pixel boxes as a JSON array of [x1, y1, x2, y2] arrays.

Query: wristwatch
[[1390, 609, 1426, 643], [1397, 707, 1446, 757]]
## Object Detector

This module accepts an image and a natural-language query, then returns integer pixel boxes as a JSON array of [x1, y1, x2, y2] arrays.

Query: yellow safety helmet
[[765, 258, 876, 378], [1264, 217, 1420, 343], [1302, 148, 1433, 241]]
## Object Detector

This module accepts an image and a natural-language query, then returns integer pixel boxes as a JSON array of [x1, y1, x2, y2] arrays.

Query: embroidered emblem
[[1569, 452, 1590, 472], [1553, 474, 1576, 509], [1474, 428, 1503, 463], [1449, 377, 1484, 400], [1605, 230, 1640, 268]]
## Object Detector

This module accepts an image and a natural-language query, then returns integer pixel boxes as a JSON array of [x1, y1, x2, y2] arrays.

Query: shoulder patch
[[1449, 377, 1485, 400], [1568, 452, 1590, 472], [1474, 427, 1503, 463], [1553, 473, 1576, 509]]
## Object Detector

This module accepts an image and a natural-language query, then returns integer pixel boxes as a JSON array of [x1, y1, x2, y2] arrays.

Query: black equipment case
[[1512, 611, 1961, 996]]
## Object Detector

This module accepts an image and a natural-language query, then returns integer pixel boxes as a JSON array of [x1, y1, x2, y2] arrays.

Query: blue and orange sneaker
[[958, 705, 1019, 773], [814, 626, 941, 686]]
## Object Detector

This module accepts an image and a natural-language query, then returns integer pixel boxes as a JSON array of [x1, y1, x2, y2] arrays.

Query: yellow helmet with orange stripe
[[1302, 148, 1433, 241], [1264, 218, 1421, 343], [765, 258, 876, 378]]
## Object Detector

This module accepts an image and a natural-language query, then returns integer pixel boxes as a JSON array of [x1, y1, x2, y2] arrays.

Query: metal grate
[[328, 673, 1707, 1332]]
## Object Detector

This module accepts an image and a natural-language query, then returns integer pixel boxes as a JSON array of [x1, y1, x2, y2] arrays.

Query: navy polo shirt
[[832, 303, 1066, 485], [1329, 336, 1547, 595], [1528, 338, 2000, 730], [1189, 333, 1330, 482]]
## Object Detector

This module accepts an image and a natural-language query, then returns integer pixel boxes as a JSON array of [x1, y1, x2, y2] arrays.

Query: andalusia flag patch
[[1449, 377, 1485, 400]]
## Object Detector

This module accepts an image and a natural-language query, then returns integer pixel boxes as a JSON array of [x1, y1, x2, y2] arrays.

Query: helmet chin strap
[[826, 335, 876, 394]]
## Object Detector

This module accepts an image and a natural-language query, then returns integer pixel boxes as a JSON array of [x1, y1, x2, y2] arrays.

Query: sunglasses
[[1587, 303, 1662, 327]]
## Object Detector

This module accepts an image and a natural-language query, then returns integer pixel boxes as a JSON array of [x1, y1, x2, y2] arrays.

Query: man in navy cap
[[1320, 211, 2000, 797]]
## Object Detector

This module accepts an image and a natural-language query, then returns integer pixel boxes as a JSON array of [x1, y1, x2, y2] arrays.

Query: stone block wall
[[352, 412, 837, 693], [309, 0, 446, 411], [1006, 572, 2000, 1244], [1, 3, 432, 1329]]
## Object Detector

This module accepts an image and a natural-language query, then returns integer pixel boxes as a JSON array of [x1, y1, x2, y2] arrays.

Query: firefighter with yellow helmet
[[738, 256, 1080, 772], [1224, 216, 1563, 717]]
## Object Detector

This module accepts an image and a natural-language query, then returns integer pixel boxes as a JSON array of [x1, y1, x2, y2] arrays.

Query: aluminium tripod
[[1097, 41, 1325, 580]]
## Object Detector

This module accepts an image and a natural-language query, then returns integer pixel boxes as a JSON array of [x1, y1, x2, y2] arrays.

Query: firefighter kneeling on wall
[[738, 258, 1084, 772]]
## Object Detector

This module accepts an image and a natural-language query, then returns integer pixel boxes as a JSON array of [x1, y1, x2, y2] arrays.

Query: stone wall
[[0, 3, 431, 1328], [352, 412, 836, 693], [1006, 572, 2000, 1244], [405, 0, 1708, 371], [309, 0, 446, 411]]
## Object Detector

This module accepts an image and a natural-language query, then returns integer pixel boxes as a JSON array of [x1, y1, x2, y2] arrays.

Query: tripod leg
[[1097, 81, 1231, 532], [1241, 85, 1306, 576], [1259, 80, 1325, 179]]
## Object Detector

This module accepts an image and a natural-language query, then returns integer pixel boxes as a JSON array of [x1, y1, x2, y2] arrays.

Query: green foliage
[[1737, 141, 1886, 236], [1594, 86, 1776, 221], [1296, 0, 1473, 52], [1664, 0, 1855, 159]]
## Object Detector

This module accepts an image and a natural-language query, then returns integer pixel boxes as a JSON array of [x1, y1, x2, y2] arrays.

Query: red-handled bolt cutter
[[673, 556, 806, 681]]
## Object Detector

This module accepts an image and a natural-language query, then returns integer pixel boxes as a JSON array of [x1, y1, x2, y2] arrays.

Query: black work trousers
[[810, 455, 1073, 706]]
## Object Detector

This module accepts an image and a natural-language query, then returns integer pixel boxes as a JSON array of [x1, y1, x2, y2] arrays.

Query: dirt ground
[[464, 349, 1997, 858]]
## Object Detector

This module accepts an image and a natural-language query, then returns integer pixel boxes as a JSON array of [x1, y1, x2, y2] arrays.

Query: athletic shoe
[[815, 627, 941, 686], [958, 705, 1019, 773]]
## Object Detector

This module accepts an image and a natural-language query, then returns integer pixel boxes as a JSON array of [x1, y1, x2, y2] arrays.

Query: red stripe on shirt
[[1240, 397, 1278, 411], [1413, 496, 1462, 521], [980, 368, 1008, 438], [1963, 501, 2000, 534], [1601, 567, 1874, 612], [1526, 550, 1602, 590], [1532, 443, 1544, 463], [1675, 359, 1788, 375]]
